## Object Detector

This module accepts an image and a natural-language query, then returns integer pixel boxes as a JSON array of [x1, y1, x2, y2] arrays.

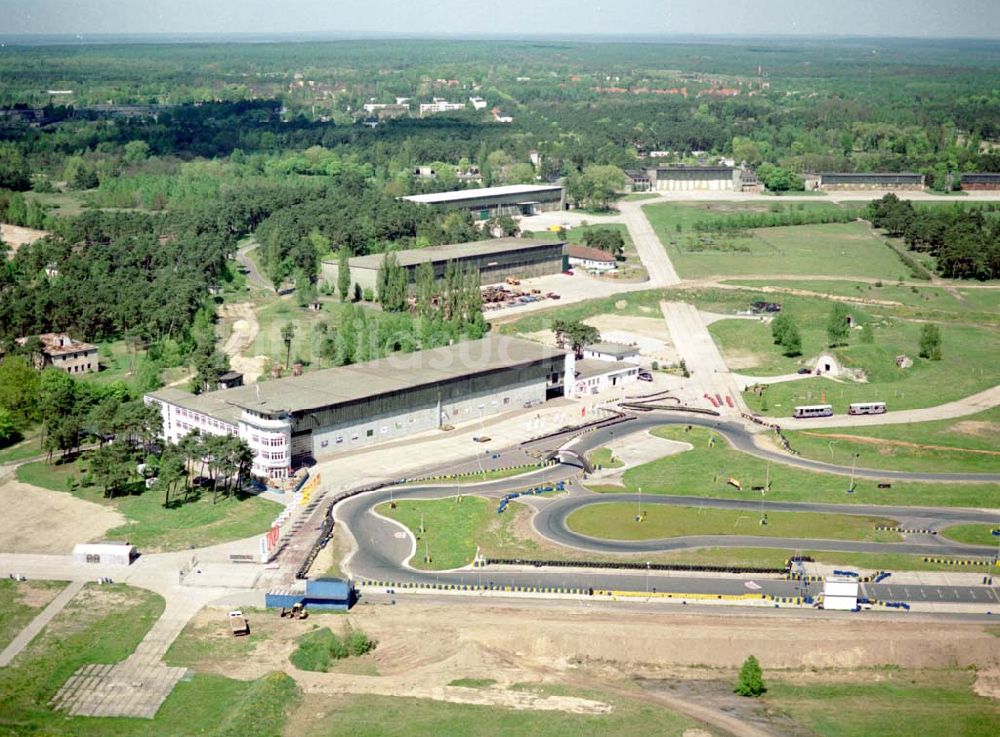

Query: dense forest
[[866, 194, 1000, 280]]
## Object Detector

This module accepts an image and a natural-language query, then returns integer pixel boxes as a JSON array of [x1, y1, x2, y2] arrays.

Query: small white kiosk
[[72, 542, 137, 566], [823, 576, 859, 611]]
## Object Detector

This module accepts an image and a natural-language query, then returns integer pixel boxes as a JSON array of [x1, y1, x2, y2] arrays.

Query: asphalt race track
[[333, 411, 1000, 608]]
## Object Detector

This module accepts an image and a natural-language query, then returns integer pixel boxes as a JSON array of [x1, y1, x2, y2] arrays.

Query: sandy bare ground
[[0, 223, 49, 254], [218, 302, 268, 383], [178, 600, 999, 735], [0, 479, 124, 553], [189, 600, 1000, 688]]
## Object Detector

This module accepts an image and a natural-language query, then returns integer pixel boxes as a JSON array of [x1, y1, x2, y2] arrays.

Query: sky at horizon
[[1, 0, 999, 40]]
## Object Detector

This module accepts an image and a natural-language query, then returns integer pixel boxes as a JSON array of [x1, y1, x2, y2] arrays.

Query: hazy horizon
[[1, 0, 998, 40]]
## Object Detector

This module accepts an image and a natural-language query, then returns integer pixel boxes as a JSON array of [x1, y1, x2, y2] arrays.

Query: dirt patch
[[720, 349, 768, 371], [949, 420, 1000, 439], [180, 600, 1000, 723], [218, 302, 268, 383], [17, 581, 63, 609], [0, 479, 125, 554], [974, 668, 1000, 700], [1, 223, 49, 253]]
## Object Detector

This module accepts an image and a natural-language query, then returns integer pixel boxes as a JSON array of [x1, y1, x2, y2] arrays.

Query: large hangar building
[[403, 184, 565, 218], [321, 238, 567, 292], [146, 335, 570, 480], [646, 166, 751, 192]]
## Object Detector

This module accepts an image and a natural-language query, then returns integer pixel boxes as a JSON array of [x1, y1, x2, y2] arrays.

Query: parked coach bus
[[793, 404, 833, 418], [849, 401, 886, 415]]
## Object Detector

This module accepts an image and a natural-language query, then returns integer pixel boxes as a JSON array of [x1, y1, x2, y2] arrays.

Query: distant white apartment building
[[419, 98, 466, 115], [469, 96, 488, 110]]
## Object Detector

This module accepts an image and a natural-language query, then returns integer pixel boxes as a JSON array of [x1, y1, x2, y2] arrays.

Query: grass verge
[[939, 524, 1000, 547], [377, 495, 535, 570], [765, 668, 998, 737], [565, 503, 901, 542], [610, 426, 1000, 508], [587, 447, 624, 469], [780, 407, 1000, 474], [290, 689, 703, 737]]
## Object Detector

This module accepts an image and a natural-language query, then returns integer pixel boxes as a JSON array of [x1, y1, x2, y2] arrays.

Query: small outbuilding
[[265, 577, 355, 612], [567, 245, 617, 273], [822, 576, 859, 611], [582, 341, 641, 363], [72, 541, 137, 566]]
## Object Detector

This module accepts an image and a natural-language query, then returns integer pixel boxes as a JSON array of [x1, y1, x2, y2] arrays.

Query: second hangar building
[[146, 335, 571, 480], [322, 238, 568, 292]]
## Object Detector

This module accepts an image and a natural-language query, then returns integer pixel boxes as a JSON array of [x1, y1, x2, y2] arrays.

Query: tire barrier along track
[[479, 557, 787, 575], [294, 479, 403, 580], [619, 402, 715, 414], [519, 409, 635, 449]]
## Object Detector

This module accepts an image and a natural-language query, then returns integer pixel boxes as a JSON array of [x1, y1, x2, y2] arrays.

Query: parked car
[[638, 371, 653, 382], [797, 367, 812, 374]]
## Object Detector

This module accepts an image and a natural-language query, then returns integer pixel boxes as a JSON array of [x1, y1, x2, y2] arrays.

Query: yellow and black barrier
[[922, 556, 995, 567]]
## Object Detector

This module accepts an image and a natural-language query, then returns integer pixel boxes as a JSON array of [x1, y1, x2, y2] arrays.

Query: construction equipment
[[228, 610, 250, 637], [279, 602, 309, 620], [505, 276, 520, 286]]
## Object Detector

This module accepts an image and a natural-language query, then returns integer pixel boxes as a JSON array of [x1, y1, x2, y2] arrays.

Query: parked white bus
[[849, 401, 886, 415], [793, 404, 833, 418]]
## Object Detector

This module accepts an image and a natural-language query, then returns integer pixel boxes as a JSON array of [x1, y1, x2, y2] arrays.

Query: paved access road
[[563, 411, 1000, 484]]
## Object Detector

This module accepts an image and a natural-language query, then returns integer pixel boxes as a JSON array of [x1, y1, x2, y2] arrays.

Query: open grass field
[[608, 426, 1000, 509], [781, 407, 1000, 474], [724, 278, 994, 314], [0, 583, 166, 736], [565, 503, 901, 543], [764, 669, 999, 737], [237, 293, 351, 370], [644, 203, 903, 280], [0, 579, 65, 652], [939, 524, 1000, 547], [16, 457, 277, 552], [376, 495, 538, 570], [0, 581, 300, 737], [730, 319, 1000, 410], [290, 689, 703, 737]]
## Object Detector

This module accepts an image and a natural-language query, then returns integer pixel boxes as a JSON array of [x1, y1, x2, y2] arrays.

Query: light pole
[[646, 561, 651, 594], [848, 453, 859, 493], [637, 486, 643, 521]]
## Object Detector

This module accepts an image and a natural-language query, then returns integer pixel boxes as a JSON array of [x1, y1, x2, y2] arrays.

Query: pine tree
[[337, 246, 351, 303], [780, 322, 802, 357], [826, 303, 852, 347], [919, 323, 942, 360], [734, 655, 766, 697]]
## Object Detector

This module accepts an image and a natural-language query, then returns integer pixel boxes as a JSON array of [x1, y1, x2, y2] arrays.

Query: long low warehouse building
[[146, 335, 570, 481], [818, 172, 924, 191], [403, 184, 565, 218], [321, 238, 567, 292]]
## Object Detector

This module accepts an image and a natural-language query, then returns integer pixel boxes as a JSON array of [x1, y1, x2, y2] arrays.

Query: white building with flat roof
[[569, 359, 639, 397], [147, 336, 570, 481]]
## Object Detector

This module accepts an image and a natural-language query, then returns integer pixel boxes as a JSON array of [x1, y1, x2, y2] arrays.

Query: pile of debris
[[481, 284, 560, 311]]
